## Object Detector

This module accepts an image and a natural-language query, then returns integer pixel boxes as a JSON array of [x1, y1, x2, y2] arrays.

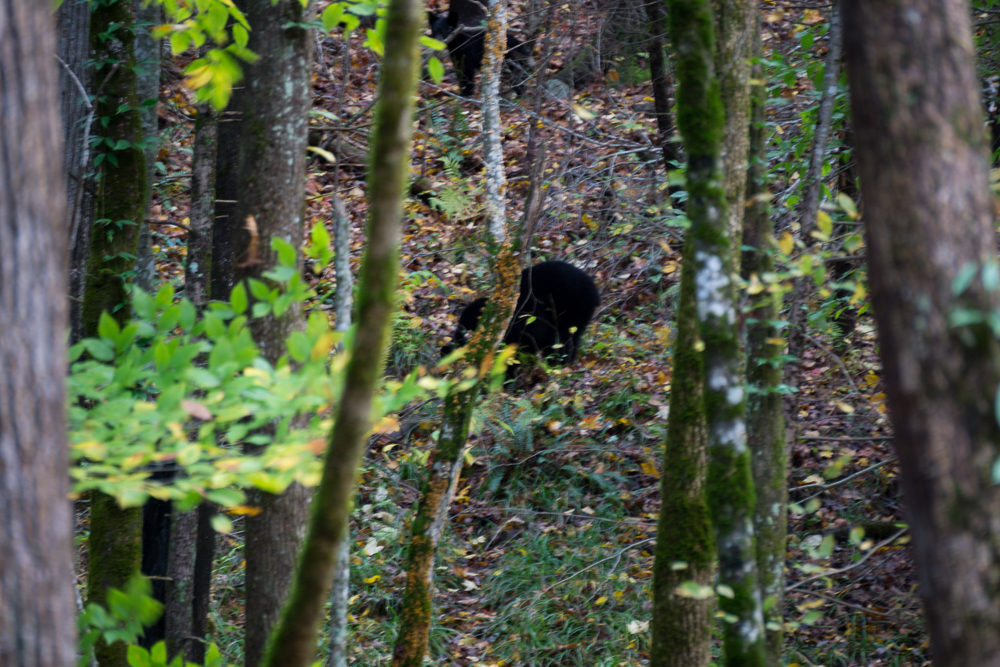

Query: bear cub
[[428, 11, 533, 96], [444, 260, 600, 365]]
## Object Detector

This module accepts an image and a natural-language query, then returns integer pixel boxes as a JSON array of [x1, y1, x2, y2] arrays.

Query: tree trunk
[[741, 15, 786, 665], [391, 2, 521, 663], [231, 3, 316, 666], [57, 0, 95, 345], [650, 239, 714, 667], [133, 0, 161, 294], [785, 1, 842, 384], [259, 1, 422, 663], [0, 3, 75, 664], [644, 0, 680, 167], [843, 1, 1000, 665], [83, 2, 147, 664], [164, 509, 197, 661], [712, 0, 754, 266], [666, 0, 765, 663]]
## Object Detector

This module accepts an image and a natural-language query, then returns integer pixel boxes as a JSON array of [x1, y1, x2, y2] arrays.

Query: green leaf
[[428, 56, 444, 83], [233, 24, 249, 48], [952, 262, 978, 296], [231, 281, 248, 314], [311, 220, 331, 254], [321, 3, 344, 32], [155, 284, 175, 308], [286, 331, 311, 363], [252, 302, 271, 318], [248, 278, 271, 301], [83, 338, 115, 362], [126, 644, 151, 667], [133, 288, 155, 320], [273, 294, 293, 318], [98, 311, 121, 342], [420, 36, 446, 51], [211, 514, 234, 534], [272, 236, 297, 267], [185, 367, 221, 389], [179, 298, 197, 331], [206, 488, 244, 507], [264, 265, 297, 283]]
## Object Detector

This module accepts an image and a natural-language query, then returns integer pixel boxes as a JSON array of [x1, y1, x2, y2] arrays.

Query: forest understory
[[78, 0, 924, 663]]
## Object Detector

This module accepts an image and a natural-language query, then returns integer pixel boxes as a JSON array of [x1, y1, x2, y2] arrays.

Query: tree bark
[[230, 3, 316, 666], [0, 3, 75, 664], [260, 0, 422, 663], [391, 2, 521, 663], [666, 0, 765, 663], [712, 0, 754, 266], [83, 3, 147, 664], [650, 238, 714, 667], [133, 0, 161, 295], [741, 15, 786, 665], [843, 1, 1000, 665], [57, 0, 95, 345], [644, 0, 681, 167]]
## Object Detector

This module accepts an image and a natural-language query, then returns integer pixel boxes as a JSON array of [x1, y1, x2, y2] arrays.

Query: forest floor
[[141, 0, 925, 664]]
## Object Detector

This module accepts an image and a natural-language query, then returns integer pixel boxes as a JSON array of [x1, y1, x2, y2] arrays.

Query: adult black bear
[[444, 261, 600, 365], [428, 11, 533, 96]]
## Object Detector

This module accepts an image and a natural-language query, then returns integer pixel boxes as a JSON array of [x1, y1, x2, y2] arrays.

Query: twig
[[787, 588, 905, 625], [785, 527, 908, 592], [791, 455, 897, 498], [56, 55, 93, 111], [538, 537, 655, 596], [799, 435, 893, 441], [803, 331, 883, 417]]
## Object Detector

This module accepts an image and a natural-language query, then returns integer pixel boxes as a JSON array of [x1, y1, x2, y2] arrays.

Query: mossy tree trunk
[[229, 3, 316, 666], [650, 236, 715, 667], [0, 2, 75, 662], [843, 0, 1000, 664], [258, 1, 422, 664], [391, 1, 521, 663], [712, 0, 754, 266], [83, 2, 147, 665], [665, 0, 766, 664], [741, 16, 786, 665]]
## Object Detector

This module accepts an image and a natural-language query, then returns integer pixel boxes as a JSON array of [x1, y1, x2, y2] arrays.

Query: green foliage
[[68, 242, 432, 509], [78, 575, 227, 667]]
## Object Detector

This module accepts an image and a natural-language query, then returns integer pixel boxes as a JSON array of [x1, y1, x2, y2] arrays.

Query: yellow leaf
[[373, 416, 399, 434], [640, 461, 660, 478], [229, 505, 263, 516], [311, 332, 334, 360], [307, 146, 336, 163], [816, 210, 833, 237], [837, 192, 859, 219], [778, 231, 794, 256], [747, 273, 764, 295], [571, 103, 596, 120], [595, 596, 608, 606], [364, 575, 381, 584], [75, 441, 108, 461], [835, 401, 855, 414]]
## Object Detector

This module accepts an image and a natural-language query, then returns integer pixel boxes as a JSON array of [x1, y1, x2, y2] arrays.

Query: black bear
[[428, 11, 533, 96], [444, 260, 600, 365]]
